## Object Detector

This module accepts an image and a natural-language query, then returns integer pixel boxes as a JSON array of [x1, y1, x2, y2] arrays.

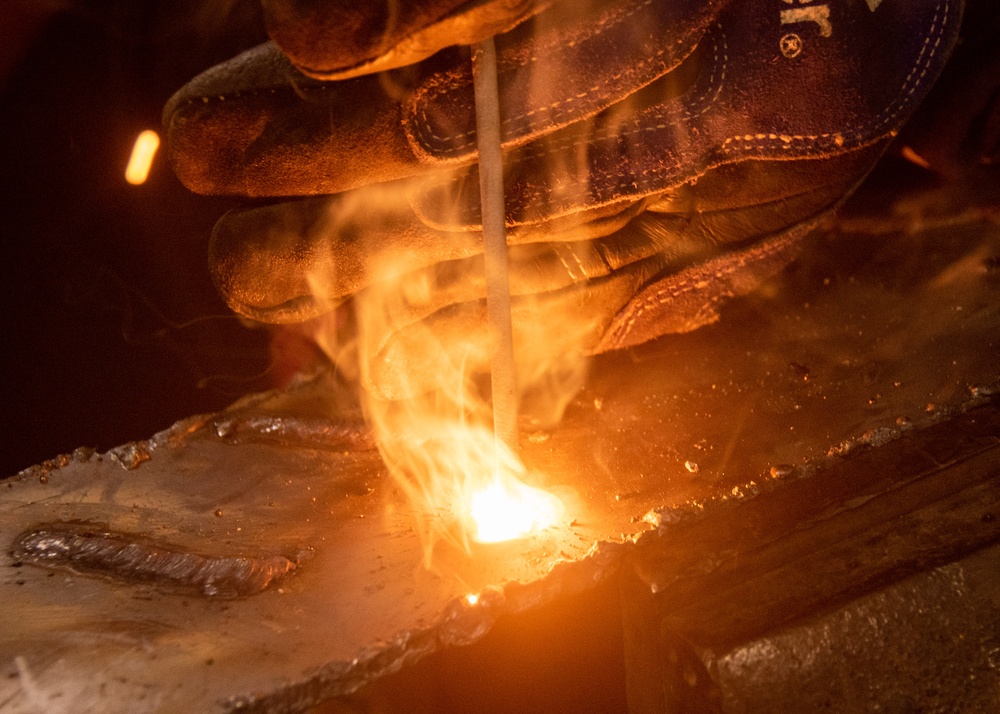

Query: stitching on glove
[[431, 28, 724, 175], [719, 0, 949, 157], [410, 0, 714, 158], [412, 0, 655, 150], [512, 27, 727, 165], [595, 0, 954, 352], [184, 85, 285, 108], [552, 243, 591, 281], [179, 78, 356, 112], [486, 0, 947, 225], [605, 230, 802, 348], [421, 28, 726, 226]]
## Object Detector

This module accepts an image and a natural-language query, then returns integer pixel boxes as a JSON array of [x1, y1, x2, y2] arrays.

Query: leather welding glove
[[165, 0, 963, 400]]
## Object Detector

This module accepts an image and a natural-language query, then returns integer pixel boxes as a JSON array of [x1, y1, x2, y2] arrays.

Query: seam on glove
[[719, 0, 950, 157], [408, 0, 716, 159], [174, 78, 348, 111], [512, 27, 728, 165], [419, 28, 727, 226], [414, 0, 957, 231], [598, 227, 806, 352], [412, 0, 654, 150]]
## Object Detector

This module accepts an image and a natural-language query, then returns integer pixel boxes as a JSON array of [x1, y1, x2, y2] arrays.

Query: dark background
[[0, 1, 283, 475]]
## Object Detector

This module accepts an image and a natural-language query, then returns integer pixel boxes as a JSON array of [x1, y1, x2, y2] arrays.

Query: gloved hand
[[164, 0, 962, 401]]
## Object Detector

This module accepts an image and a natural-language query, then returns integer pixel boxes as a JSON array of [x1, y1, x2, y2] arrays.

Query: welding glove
[[165, 0, 963, 400]]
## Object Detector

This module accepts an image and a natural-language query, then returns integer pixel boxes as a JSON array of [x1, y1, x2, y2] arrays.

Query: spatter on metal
[[212, 415, 375, 451], [109, 441, 154, 470]]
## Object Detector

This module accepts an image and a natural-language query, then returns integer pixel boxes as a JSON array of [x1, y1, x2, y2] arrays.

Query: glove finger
[[164, 43, 420, 198], [362, 219, 808, 402], [413, 0, 963, 230], [360, 260, 653, 402], [264, 0, 551, 80], [593, 221, 810, 354], [210, 143, 872, 325], [357, 218, 673, 337], [208, 181, 650, 323], [365, 152, 862, 336], [209, 185, 480, 324], [165, 0, 728, 197]]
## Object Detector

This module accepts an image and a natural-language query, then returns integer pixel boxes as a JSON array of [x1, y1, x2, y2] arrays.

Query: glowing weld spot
[[468, 478, 563, 543]]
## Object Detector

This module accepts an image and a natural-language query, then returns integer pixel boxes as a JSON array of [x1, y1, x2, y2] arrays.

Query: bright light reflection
[[465, 593, 479, 605], [468, 477, 563, 543], [125, 130, 160, 185]]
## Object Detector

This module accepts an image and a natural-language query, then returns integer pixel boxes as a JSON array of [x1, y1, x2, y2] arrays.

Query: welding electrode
[[471, 37, 519, 455]]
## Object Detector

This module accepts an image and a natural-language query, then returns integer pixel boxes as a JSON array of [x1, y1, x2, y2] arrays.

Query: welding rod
[[471, 37, 519, 453]]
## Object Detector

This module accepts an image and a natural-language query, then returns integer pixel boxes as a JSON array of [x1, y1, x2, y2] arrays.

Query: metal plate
[[2, 184, 999, 712]]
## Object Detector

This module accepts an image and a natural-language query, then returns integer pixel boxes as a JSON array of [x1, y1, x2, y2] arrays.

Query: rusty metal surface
[[1, 206, 999, 711]]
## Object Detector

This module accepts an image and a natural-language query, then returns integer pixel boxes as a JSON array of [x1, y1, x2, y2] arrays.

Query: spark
[[125, 130, 160, 185]]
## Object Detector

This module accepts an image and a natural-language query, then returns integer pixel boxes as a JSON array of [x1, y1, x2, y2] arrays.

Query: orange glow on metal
[[467, 475, 562, 543], [372, 416, 564, 554], [125, 130, 160, 185]]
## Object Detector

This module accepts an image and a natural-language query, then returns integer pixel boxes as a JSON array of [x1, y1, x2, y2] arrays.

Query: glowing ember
[[125, 130, 160, 185], [467, 476, 563, 543]]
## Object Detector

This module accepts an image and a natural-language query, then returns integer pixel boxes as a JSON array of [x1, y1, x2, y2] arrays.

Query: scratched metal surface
[[2, 194, 999, 711]]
